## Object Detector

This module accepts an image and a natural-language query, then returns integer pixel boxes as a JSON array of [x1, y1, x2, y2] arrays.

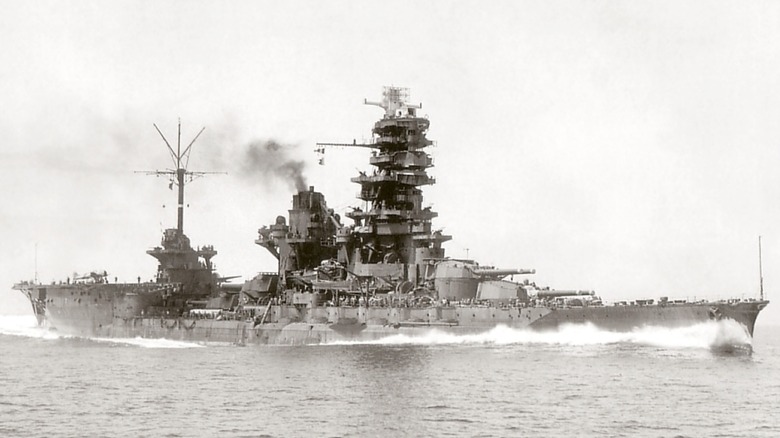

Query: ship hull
[[30, 297, 768, 345], [15, 283, 167, 337], [528, 301, 765, 336]]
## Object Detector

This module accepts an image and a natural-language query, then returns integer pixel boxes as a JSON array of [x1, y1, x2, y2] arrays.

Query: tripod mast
[[136, 120, 223, 236]]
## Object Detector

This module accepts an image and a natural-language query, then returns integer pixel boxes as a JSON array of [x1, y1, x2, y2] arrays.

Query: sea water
[[1, 314, 778, 437]]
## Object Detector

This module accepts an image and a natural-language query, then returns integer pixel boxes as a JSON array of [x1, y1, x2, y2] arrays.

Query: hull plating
[[40, 300, 766, 345]]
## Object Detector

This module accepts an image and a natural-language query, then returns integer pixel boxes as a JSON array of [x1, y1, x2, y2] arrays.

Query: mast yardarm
[[135, 120, 224, 236]]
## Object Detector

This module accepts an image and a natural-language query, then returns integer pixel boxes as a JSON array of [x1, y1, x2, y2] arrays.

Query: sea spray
[[0, 315, 203, 348], [2, 314, 752, 351], [626, 319, 751, 349], [90, 337, 205, 349], [0, 314, 60, 340], [325, 319, 753, 350]]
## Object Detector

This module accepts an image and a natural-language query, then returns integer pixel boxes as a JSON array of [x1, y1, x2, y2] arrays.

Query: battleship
[[12, 87, 769, 345]]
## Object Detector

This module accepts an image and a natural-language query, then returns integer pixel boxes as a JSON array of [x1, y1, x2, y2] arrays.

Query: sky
[[1, 1, 779, 328]]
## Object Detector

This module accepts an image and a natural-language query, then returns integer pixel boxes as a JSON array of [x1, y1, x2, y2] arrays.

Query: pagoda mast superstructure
[[318, 87, 451, 289]]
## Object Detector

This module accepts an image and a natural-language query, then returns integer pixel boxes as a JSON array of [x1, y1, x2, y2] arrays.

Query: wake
[[0, 314, 59, 340], [0, 314, 202, 349], [3, 314, 752, 351], [328, 319, 752, 351], [90, 337, 205, 349]]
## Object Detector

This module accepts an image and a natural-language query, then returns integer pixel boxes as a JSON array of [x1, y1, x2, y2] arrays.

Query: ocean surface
[[1, 315, 778, 438]]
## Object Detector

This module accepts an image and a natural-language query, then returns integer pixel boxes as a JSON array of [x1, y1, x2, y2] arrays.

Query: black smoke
[[239, 139, 308, 192]]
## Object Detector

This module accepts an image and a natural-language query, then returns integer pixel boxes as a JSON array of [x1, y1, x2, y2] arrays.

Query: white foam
[[0, 314, 203, 348], [0, 314, 61, 340], [90, 336, 205, 349], [3, 313, 751, 351], [619, 319, 752, 349], [328, 319, 752, 350]]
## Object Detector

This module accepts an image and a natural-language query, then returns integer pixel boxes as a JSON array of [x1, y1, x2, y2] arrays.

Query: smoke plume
[[239, 139, 308, 192]]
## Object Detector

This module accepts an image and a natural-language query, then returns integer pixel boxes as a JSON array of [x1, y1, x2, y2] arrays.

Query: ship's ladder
[[257, 300, 273, 326]]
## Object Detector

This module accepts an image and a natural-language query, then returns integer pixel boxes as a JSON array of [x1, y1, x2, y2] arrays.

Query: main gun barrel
[[536, 290, 594, 298], [471, 268, 536, 277]]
